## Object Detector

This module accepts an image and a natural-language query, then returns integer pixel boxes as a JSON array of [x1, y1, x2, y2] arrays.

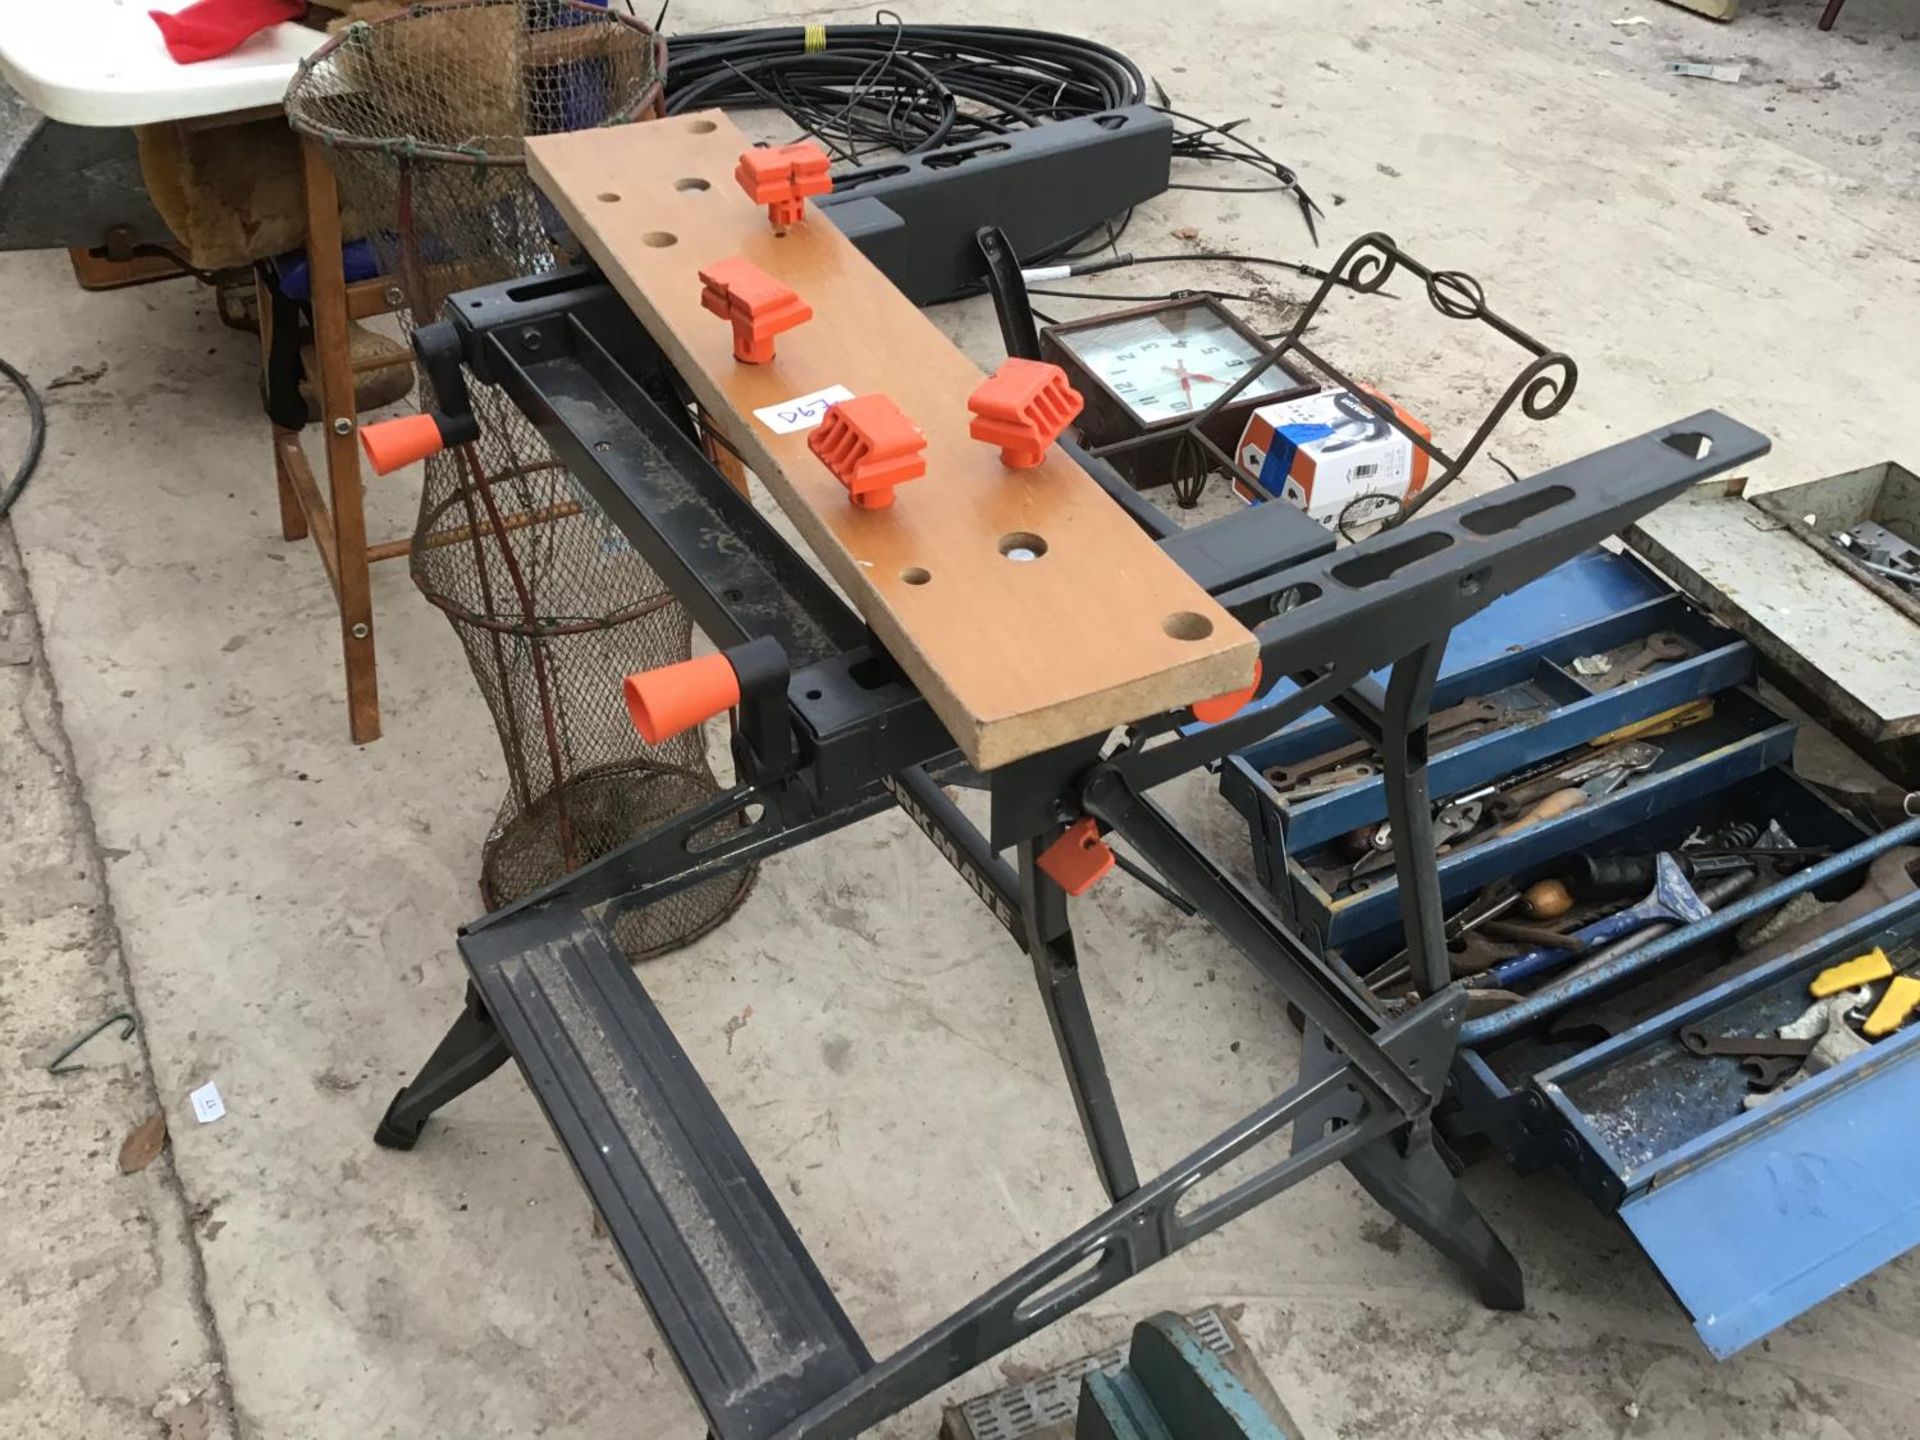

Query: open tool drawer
[[1530, 881, 1920, 1357], [1426, 771, 1920, 1358], [1441, 765, 1874, 1111], [1288, 687, 1794, 952]]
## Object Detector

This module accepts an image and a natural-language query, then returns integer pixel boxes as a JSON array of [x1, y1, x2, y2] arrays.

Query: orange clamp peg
[[807, 394, 927, 509], [1191, 659, 1263, 724], [735, 140, 833, 229], [623, 652, 742, 745], [699, 256, 812, 364], [360, 413, 447, 476], [966, 358, 1085, 469], [1036, 818, 1115, 897]]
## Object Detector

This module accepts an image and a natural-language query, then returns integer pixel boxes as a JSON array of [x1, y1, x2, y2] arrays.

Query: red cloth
[[150, 0, 308, 64]]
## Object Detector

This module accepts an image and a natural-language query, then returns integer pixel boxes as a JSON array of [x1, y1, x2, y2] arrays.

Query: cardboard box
[[1234, 387, 1431, 527]]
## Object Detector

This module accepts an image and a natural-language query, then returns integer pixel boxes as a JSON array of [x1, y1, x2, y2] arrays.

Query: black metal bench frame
[[373, 259, 1767, 1440]]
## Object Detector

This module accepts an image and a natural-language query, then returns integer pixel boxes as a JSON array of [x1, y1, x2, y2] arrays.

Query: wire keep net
[[287, 1, 753, 958]]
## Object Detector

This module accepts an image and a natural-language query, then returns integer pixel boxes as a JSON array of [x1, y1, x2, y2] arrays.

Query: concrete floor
[[4, 1, 1920, 1436]]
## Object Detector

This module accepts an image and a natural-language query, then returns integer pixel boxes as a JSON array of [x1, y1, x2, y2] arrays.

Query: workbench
[[362, 116, 1770, 1439]]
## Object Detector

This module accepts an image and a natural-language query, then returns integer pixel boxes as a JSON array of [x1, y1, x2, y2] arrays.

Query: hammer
[[1469, 853, 1713, 989]]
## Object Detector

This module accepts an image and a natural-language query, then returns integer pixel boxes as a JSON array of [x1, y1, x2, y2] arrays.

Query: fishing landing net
[[288, 0, 753, 958]]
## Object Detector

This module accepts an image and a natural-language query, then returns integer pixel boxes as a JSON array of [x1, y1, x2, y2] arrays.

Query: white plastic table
[[1, 1, 396, 743], [0, 0, 322, 126]]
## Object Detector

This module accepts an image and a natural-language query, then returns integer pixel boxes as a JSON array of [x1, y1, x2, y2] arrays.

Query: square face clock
[[1040, 296, 1318, 489], [1044, 296, 1316, 425]]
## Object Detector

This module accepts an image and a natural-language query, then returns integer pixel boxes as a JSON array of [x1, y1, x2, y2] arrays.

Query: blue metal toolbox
[[1221, 547, 1920, 1358]]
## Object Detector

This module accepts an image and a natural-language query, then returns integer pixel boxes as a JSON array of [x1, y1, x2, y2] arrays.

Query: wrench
[[1348, 799, 1486, 888], [1281, 761, 1388, 802], [1679, 1025, 1816, 1088], [1577, 631, 1691, 691], [1262, 698, 1509, 795]]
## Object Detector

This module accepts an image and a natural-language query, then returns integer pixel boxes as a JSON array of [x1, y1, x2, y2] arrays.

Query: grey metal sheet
[[1627, 477, 1920, 741]]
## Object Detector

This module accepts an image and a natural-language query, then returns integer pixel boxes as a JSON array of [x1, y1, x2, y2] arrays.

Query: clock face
[[1064, 302, 1299, 426]]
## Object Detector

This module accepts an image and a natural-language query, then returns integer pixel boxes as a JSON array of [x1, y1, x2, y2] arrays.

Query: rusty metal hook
[[47, 1012, 136, 1075]]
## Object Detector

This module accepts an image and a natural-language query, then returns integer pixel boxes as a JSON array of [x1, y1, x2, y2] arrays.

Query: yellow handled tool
[[1588, 698, 1714, 749], [1810, 946, 1892, 997], [1863, 975, 1920, 1039]]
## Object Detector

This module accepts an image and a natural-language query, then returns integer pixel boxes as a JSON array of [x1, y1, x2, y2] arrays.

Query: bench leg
[[376, 985, 511, 1150], [1293, 1019, 1524, 1311], [1018, 836, 1139, 1203], [1342, 1121, 1525, 1311]]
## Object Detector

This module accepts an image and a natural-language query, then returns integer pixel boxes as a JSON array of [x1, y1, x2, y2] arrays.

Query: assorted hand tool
[[1679, 1025, 1817, 1088], [1831, 519, 1920, 593], [1862, 976, 1920, 1037], [1347, 792, 1490, 884], [1586, 697, 1714, 748], [1467, 853, 1714, 989], [1568, 848, 1780, 902], [1522, 877, 1575, 919], [1810, 945, 1892, 996], [1662, 848, 1920, 1008], [1482, 742, 1662, 823], [1549, 868, 1757, 987], [1359, 882, 1523, 994], [1261, 696, 1516, 797], [1570, 630, 1692, 690], [1678, 941, 1920, 1094], [1366, 810, 1822, 1007], [1477, 918, 1589, 952], [1339, 741, 1665, 892], [1327, 681, 1728, 901]]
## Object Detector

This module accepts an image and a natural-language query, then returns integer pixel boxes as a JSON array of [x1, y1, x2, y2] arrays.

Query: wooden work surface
[[528, 112, 1257, 770]]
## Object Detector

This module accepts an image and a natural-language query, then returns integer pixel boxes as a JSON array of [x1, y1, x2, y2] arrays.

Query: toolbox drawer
[[1221, 571, 1755, 929], [1276, 686, 1794, 954], [1538, 881, 1920, 1358], [1440, 764, 1874, 1110], [1422, 772, 1915, 1359], [1264, 590, 1752, 855], [1234, 596, 1749, 851]]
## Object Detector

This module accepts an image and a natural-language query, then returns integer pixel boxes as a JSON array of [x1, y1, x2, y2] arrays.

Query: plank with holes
[[525, 112, 1256, 770]]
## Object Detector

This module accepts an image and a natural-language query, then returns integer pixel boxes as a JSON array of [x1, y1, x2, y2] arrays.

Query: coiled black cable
[[663, 20, 1147, 163], [662, 18, 1319, 253]]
